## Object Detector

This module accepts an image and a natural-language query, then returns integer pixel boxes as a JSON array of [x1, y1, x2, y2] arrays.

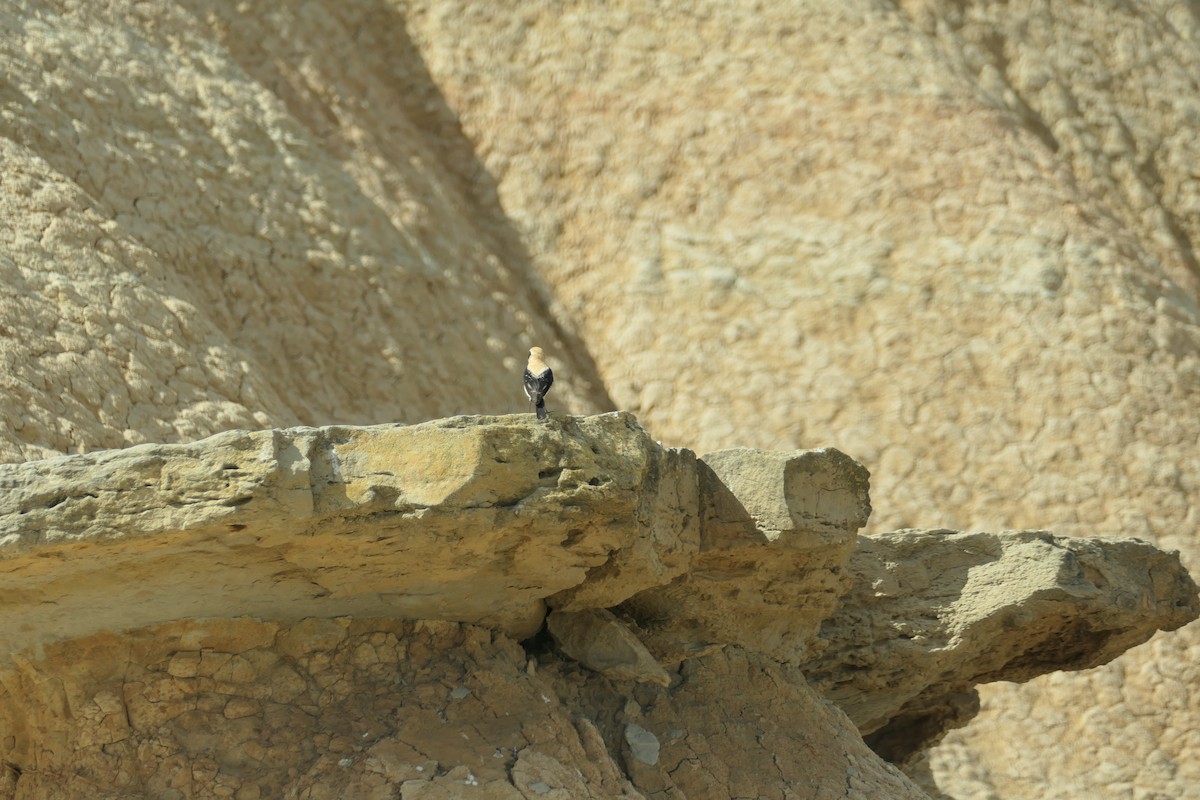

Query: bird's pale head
[[526, 346, 549, 373]]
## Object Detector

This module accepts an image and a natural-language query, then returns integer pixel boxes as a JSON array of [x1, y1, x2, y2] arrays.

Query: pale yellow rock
[[0, 414, 697, 649], [0, 614, 932, 800], [701, 447, 874, 546], [0, 619, 644, 799], [0, 0, 611, 464], [620, 447, 870, 663], [0, 416, 1194, 799], [400, 2, 1200, 796], [548, 646, 932, 800], [806, 529, 1200, 762], [546, 609, 671, 687], [1, 1, 1199, 798]]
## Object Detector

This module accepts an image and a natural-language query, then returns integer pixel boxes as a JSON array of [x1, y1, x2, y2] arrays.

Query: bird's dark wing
[[523, 369, 543, 400], [524, 368, 553, 400]]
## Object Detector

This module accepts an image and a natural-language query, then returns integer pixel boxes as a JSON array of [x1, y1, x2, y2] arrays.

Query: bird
[[523, 346, 554, 420]]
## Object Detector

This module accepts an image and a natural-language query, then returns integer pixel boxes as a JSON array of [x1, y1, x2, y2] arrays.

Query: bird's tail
[[535, 399, 547, 420]]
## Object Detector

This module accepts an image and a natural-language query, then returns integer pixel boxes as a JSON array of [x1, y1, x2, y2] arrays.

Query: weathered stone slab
[[0, 413, 699, 651], [806, 528, 1200, 763], [619, 447, 872, 663]]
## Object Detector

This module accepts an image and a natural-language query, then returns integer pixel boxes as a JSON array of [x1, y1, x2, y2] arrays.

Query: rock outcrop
[[0, 0, 613, 465], [4, 2, 1200, 797], [545, 608, 672, 687], [399, 5, 1200, 795], [0, 618, 653, 800], [0, 417, 1195, 798], [0, 413, 696, 651], [808, 529, 1200, 764], [0, 618, 933, 800], [619, 447, 871, 664]]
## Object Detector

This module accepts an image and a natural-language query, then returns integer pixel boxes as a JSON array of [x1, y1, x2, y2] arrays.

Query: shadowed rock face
[[806, 529, 1200, 764], [546, 608, 672, 687], [396, 5, 1200, 794], [619, 447, 872, 664], [0, 618, 652, 800], [0, 416, 1196, 798]]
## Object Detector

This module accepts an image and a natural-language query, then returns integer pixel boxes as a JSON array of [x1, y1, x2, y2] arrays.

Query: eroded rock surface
[[0, 615, 940, 800], [546, 608, 670, 687], [0, 417, 1197, 799], [544, 646, 932, 800], [5, 2, 1200, 797], [620, 447, 871, 664], [0, 618, 648, 800], [807, 529, 1200, 763], [0, 0, 614, 465], [0, 413, 697, 649], [399, 5, 1200, 795]]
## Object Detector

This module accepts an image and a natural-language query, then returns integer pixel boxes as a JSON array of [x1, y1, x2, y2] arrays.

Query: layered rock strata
[[0, 413, 695, 651], [0, 416, 1194, 799], [618, 447, 871, 664], [808, 529, 1200, 764]]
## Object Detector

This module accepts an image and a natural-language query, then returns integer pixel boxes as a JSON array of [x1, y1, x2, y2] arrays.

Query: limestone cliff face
[[0, 418, 1194, 798], [0, 0, 611, 463], [400, 3, 1200, 797], [3, 2, 1200, 798]]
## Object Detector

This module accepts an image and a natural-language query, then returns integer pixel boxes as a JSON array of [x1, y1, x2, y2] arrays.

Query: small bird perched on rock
[[523, 346, 554, 420]]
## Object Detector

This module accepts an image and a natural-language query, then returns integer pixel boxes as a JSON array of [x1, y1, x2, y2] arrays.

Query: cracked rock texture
[[1, 418, 1195, 799], [3, 1, 1200, 798], [0, 0, 612, 464], [0, 618, 933, 800], [546, 646, 932, 800], [619, 448, 871, 664], [546, 608, 671, 687], [0, 413, 698, 650], [806, 529, 1200, 765], [403, 3, 1200, 797], [0, 422, 944, 799], [0, 618, 650, 799]]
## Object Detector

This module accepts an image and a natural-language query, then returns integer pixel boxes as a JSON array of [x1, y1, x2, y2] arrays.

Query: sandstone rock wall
[[0, 414, 698, 652], [0, 617, 647, 799], [0, 0, 610, 464], [398, 2, 1200, 797], [2, 418, 1193, 799], [2, 1, 1199, 798], [0, 618, 934, 800], [0, 419, 937, 798]]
